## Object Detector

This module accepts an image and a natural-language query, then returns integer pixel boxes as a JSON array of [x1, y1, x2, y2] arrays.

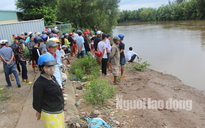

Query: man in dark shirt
[[68, 33, 75, 56], [118, 34, 126, 78], [84, 35, 91, 53], [93, 25, 97, 33], [94, 31, 102, 54]]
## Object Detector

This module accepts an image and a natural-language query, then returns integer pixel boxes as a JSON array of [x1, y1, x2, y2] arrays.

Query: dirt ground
[[0, 57, 205, 128], [0, 62, 37, 128], [73, 62, 205, 128]]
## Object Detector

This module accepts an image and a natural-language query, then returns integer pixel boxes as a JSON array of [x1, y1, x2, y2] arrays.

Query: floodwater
[[113, 20, 205, 91]]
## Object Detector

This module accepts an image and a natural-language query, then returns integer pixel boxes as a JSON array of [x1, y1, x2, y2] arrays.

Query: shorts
[[120, 57, 126, 66], [107, 53, 110, 60], [112, 65, 120, 76], [91, 44, 94, 50]]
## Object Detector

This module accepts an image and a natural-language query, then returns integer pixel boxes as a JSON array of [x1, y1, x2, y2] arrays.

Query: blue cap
[[38, 53, 57, 66], [76, 30, 81, 33], [34, 36, 43, 43], [41, 35, 48, 42], [118, 34, 124, 40]]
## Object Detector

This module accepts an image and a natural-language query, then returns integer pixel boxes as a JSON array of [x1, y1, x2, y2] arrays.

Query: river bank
[[71, 58, 205, 127], [0, 56, 204, 128]]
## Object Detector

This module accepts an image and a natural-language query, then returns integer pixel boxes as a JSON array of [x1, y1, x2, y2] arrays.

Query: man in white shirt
[[97, 34, 108, 76], [126, 47, 139, 62]]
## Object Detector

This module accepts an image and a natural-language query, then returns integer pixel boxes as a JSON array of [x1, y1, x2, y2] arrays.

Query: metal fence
[[45, 24, 72, 38], [0, 18, 45, 46]]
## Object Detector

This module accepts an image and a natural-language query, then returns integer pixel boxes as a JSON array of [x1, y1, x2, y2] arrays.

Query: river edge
[[70, 57, 205, 128]]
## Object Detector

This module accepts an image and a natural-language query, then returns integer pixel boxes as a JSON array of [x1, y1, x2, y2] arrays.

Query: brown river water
[[113, 20, 205, 91]]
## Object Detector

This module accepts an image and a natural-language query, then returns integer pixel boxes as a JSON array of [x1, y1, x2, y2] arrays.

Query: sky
[[0, 0, 169, 11]]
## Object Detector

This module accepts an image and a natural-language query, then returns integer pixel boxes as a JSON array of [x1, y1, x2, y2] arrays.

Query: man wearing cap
[[108, 36, 121, 85], [126, 47, 139, 62], [97, 34, 108, 76], [68, 33, 75, 56], [46, 39, 63, 88], [94, 31, 102, 55], [60, 45, 71, 65], [76, 30, 85, 58], [25, 32, 33, 44], [64, 33, 70, 47], [0, 40, 21, 88]]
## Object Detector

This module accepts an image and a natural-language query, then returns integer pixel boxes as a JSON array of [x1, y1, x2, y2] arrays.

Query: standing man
[[76, 31, 85, 58], [108, 37, 121, 85], [97, 34, 108, 76], [94, 31, 102, 55], [68, 33, 75, 56], [46, 39, 63, 89], [0, 40, 21, 88], [118, 34, 126, 78], [93, 25, 97, 33], [105, 34, 112, 71]]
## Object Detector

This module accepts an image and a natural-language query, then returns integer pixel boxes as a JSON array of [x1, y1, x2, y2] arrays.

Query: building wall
[[0, 19, 45, 46], [0, 11, 18, 22]]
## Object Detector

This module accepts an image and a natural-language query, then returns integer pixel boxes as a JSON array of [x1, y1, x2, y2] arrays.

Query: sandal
[[113, 83, 120, 85], [11, 77, 15, 81], [5, 85, 12, 87], [26, 82, 33, 85]]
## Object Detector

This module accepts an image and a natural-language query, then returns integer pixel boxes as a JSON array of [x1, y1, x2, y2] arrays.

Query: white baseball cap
[[0, 40, 7, 45], [96, 31, 102, 35], [28, 32, 33, 36]]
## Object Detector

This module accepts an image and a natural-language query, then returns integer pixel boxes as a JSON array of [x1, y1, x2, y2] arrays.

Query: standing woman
[[33, 53, 65, 128], [11, 35, 21, 75], [14, 35, 32, 84], [27, 36, 36, 73]]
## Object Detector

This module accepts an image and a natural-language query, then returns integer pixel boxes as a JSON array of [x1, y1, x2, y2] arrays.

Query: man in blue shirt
[[76, 31, 85, 58], [0, 40, 21, 88]]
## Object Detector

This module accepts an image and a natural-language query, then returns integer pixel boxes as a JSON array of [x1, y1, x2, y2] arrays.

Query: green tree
[[196, 0, 205, 19], [16, 0, 57, 25], [184, 0, 197, 20], [140, 8, 156, 21], [57, 0, 120, 33], [156, 5, 171, 21]]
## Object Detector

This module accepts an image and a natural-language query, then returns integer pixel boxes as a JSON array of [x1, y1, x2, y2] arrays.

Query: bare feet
[[121, 75, 126, 78]]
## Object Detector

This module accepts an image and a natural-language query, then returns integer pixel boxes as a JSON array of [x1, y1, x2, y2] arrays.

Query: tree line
[[15, 0, 120, 33], [118, 0, 205, 23]]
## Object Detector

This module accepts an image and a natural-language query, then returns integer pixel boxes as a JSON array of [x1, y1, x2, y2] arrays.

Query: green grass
[[0, 90, 10, 101]]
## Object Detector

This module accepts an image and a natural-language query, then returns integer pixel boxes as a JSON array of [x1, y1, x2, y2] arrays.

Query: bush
[[126, 58, 151, 72], [23, 46, 30, 60], [83, 78, 116, 104], [69, 55, 100, 81]]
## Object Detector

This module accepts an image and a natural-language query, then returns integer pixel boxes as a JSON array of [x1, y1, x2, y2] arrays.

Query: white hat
[[0, 40, 7, 45], [28, 32, 33, 36], [96, 31, 102, 35], [62, 45, 67, 48]]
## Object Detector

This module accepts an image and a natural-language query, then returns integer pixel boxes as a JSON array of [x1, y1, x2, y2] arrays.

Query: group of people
[[0, 28, 72, 128], [73, 29, 140, 85], [0, 26, 139, 128]]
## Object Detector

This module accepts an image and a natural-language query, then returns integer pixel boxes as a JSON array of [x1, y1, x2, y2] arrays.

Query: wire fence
[[45, 24, 72, 38]]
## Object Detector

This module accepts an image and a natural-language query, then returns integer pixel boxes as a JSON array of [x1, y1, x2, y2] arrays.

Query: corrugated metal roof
[[0, 19, 45, 45], [0, 10, 23, 13]]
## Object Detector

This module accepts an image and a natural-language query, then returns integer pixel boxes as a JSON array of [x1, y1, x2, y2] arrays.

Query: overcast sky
[[0, 0, 169, 11]]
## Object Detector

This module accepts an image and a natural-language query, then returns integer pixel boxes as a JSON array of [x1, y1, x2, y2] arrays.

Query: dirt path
[[74, 63, 205, 128], [0, 62, 37, 128]]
